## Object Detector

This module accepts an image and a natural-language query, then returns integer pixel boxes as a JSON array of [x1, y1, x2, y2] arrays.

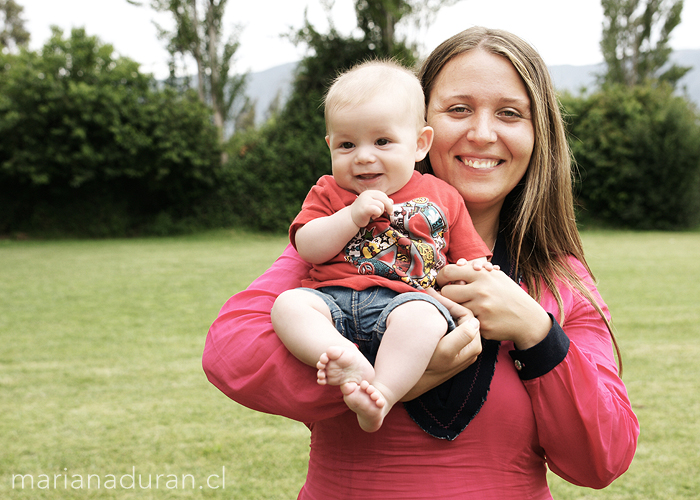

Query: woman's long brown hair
[[417, 27, 622, 373]]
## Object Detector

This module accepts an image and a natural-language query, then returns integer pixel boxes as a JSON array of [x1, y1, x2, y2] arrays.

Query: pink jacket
[[203, 245, 639, 499]]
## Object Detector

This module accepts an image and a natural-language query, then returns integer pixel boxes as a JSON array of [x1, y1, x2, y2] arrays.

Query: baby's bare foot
[[317, 345, 374, 387], [342, 380, 389, 433]]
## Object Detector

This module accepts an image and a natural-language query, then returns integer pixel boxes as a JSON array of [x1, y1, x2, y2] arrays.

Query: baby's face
[[326, 93, 428, 196]]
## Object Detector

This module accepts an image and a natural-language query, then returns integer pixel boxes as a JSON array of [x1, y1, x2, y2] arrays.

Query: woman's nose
[[466, 112, 497, 145]]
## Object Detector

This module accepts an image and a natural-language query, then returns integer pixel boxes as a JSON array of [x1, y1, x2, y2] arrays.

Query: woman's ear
[[415, 126, 434, 162]]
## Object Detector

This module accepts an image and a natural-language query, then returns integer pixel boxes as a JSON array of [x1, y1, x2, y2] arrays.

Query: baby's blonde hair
[[324, 59, 426, 134]]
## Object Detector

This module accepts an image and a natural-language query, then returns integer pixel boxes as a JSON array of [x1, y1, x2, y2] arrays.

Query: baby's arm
[[295, 190, 393, 264]]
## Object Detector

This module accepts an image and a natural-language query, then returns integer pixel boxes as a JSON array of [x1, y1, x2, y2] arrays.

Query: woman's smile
[[457, 156, 503, 169]]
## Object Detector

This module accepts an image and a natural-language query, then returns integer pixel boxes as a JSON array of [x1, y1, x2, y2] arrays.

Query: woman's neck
[[469, 204, 502, 253]]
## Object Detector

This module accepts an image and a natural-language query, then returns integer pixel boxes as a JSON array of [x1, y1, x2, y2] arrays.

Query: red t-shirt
[[290, 171, 490, 293]]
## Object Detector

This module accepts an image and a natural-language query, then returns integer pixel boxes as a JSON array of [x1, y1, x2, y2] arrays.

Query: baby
[[271, 60, 491, 433]]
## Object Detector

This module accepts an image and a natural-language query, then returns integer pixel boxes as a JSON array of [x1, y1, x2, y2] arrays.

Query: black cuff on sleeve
[[509, 314, 570, 380]]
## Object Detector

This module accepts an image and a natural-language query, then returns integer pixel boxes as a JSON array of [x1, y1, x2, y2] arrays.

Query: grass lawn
[[548, 230, 700, 499], [1, 229, 698, 498]]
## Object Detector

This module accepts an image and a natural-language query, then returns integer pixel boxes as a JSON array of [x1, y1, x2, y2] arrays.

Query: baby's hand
[[440, 258, 500, 286], [351, 190, 393, 228], [466, 258, 500, 272]]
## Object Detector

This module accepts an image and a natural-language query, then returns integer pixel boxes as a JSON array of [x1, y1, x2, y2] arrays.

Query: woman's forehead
[[430, 50, 530, 105]]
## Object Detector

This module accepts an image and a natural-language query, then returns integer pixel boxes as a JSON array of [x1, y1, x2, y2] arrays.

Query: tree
[[600, 0, 690, 87], [223, 23, 380, 231], [0, 0, 30, 52], [136, 0, 246, 143], [354, 0, 464, 54], [234, 98, 256, 132], [222, 0, 466, 232], [224, 8, 420, 232]]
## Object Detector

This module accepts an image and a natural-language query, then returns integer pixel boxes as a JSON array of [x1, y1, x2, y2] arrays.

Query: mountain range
[[244, 49, 700, 126]]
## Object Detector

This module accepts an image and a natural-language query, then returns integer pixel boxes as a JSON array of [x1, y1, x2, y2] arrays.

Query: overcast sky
[[21, 0, 700, 79]]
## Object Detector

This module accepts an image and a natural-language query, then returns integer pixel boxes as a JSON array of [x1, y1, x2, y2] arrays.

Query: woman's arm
[[202, 244, 346, 422], [516, 259, 639, 488], [203, 245, 483, 416], [438, 258, 639, 487]]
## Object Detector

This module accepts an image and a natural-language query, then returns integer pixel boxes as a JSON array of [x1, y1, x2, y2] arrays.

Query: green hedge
[[4, 27, 698, 237], [562, 84, 700, 230], [0, 28, 221, 237]]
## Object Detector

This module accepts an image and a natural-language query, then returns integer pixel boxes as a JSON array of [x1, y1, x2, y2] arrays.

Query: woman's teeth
[[461, 158, 500, 169]]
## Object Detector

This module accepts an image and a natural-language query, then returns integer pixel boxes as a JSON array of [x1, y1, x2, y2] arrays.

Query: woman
[[203, 27, 639, 499]]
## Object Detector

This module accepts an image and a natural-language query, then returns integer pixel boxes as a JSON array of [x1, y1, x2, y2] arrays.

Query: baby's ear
[[325, 135, 331, 148], [415, 126, 434, 162]]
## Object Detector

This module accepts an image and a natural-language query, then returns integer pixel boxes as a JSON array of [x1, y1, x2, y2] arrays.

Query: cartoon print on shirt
[[344, 198, 448, 289]]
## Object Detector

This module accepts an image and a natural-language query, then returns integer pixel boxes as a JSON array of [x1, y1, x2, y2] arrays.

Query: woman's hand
[[402, 289, 482, 401], [438, 261, 552, 350]]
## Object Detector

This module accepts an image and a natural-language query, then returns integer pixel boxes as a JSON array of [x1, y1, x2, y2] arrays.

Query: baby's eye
[[340, 142, 355, 149], [376, 138, 390, 146]]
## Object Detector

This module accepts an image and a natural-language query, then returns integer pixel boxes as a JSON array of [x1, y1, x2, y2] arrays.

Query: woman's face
[[426, 49, 535, 217]]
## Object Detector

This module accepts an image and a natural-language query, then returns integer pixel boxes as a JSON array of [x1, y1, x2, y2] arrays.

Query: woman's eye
[[500, 109, 521, 118], [449, 105, 469, 114]]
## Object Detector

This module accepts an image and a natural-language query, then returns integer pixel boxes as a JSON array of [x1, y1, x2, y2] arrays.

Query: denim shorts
[[299, 286, 456, 365]]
